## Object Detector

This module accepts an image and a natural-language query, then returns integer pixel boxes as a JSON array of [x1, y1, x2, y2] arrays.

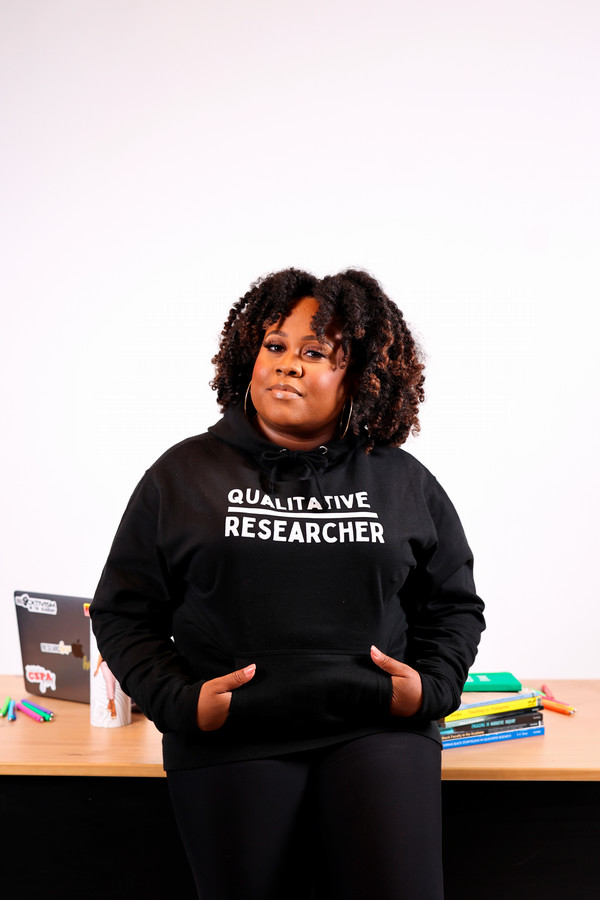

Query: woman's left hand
[[370, 645, 423, 717]]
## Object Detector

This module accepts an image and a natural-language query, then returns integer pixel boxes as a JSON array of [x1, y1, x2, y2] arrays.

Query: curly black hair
[[210, 268, 425, 451]]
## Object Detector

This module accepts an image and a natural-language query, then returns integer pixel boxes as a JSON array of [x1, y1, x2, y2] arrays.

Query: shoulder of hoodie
[[142, 429, 222, 478], [357, 442, 445, 502], [366, 446, 467, 536]]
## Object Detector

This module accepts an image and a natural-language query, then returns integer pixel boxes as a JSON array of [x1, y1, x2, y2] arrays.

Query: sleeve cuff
[[155, 681, 203, 734], [417, 671, 459, 721]]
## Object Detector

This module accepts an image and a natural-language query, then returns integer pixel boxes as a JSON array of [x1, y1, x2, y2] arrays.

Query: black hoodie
[[90, 405, 485, 770]]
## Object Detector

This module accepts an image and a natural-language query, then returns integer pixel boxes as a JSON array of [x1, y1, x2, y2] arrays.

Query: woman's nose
[[276, 355, 302, 377]]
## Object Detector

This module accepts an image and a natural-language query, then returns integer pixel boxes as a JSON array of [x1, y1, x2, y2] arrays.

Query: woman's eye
[[262, 342, 327, 358]]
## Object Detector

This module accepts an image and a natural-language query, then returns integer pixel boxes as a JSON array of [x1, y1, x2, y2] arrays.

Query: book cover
[[440, 710, 543, 739], [463, 671, 522, 692], [443, 690, 541, 724], [442, 724, 545, 749]]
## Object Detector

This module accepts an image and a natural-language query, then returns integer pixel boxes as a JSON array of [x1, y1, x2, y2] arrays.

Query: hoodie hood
[[208, 403, 366, 498]]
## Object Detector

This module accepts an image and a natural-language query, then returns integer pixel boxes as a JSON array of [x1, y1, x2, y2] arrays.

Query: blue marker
[[8, 700, 17, 721]]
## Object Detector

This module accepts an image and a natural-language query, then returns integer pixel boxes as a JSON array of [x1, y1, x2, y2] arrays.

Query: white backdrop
[[2, 0, 599, 679]]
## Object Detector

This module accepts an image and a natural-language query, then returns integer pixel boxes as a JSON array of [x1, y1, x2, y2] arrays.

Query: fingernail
[[371, 645, 381, 659], [244, 664, 256, 675]]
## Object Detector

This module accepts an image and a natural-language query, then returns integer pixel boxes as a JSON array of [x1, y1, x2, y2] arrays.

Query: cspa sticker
[[25, 665, 57, 693]]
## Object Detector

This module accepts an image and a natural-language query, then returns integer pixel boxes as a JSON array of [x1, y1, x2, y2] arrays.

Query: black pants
[[168, 731, 443, 900]]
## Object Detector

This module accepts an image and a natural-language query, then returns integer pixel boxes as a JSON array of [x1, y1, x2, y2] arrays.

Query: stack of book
[[439, 672, 544, 749]]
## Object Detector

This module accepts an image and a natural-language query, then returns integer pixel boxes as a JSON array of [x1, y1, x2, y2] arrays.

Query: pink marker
[[16, 701, 45, 722], [21, 699, 53, 719]]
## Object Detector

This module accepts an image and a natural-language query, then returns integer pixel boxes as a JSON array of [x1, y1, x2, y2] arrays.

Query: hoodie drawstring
[[260, 446, 329, 507]]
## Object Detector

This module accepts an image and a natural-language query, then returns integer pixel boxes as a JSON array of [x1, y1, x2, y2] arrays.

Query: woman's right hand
[[196, 663, 256, 731]]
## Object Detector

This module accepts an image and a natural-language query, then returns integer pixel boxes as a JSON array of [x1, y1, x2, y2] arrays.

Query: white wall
[[2, 0, 599, 679]]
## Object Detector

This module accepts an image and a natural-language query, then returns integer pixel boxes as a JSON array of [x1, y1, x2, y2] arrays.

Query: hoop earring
[[339, 396, 353, 439], [244, 381, 252, 418]]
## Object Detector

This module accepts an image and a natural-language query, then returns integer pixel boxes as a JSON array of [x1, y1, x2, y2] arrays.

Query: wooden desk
[[1, 675, 599, 899], [0, 674, 163, 776], [1, 675, 598, 780]]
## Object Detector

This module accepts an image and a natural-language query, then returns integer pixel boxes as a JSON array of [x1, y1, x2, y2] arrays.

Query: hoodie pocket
[[229, 650, 392, 735]]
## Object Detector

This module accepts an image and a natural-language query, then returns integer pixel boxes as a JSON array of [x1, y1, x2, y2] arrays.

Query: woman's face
[[250, 296, 350, 450]]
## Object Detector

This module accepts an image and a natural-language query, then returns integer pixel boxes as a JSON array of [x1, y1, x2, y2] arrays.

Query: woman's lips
[[268, 382, 302, 398]]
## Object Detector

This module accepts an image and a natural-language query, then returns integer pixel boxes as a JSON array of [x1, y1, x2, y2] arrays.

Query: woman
[[90, 268, 485, 899]]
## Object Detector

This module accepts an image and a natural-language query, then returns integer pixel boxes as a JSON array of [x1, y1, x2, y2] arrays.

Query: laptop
[[14, 590, 91, 703]]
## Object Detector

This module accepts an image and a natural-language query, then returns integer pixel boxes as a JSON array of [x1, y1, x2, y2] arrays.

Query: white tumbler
[[89, 620, 131, 727]]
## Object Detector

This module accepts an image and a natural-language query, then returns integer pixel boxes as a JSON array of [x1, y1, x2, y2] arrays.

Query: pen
[[21, 699, 53, 720], [541, 698, 576, 716], [8, 700, 17, 721], [540, 685, 577, 712], [16, 701, 45, 722], [0, 696, 10, 717]]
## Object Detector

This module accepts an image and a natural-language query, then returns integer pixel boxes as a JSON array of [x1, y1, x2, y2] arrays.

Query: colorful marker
[[540, 685, 577, 713], [24, 699, 54, 718], [0, 696, 10, 717], [21, 699, 53, 720], [541, 698, 576, 716], [8, 700, 17, 721], [16, 701, 45, 722]]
